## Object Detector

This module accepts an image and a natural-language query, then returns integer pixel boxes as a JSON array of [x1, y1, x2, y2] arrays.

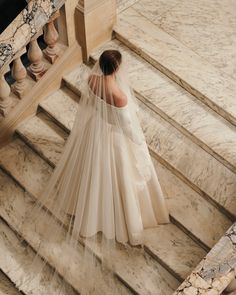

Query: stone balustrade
[[0, 0, 65, 116], [174, 223, 236, 295]]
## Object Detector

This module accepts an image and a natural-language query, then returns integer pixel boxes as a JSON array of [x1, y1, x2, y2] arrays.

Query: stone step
[[90, 39, 236, 174], [0, 270, 21, 295], [0, 159, 179, 294], [16, 104, 231, 250], [16, 112, 68, 168], [0, 216, 77, 295], [114, 7, 236, 127], [138, 100, 236, 220], [39, 87, 79, 133], [65, 64, 236, 220]]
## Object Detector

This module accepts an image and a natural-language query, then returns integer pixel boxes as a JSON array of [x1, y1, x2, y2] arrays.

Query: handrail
[[0, 0, 66, 72], [173, 222, 236, 294]]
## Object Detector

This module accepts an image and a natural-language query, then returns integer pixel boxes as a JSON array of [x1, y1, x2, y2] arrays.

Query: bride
[[18, 49, 170, 293]]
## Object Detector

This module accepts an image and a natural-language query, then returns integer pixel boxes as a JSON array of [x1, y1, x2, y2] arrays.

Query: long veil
[[9, 52, 169, 294]]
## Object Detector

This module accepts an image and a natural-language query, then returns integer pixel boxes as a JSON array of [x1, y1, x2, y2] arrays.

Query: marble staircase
[[0, 21, 235, 295]]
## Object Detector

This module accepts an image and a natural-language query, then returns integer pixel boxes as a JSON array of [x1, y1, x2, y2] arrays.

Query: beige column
[[57, 0, 81, 47], [76, 0, 117, 61]]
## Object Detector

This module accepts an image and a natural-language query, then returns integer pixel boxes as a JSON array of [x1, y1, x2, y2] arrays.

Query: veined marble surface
[[137, 98, 236, 218], [0, 0, 65, 70], [173, 223, 236, 295], [132, 0, 236, 80], [115, 8, 236, 126], [64, 64, 232, 249], [143, 224, 206, 281], [91, 39, 236, 173]]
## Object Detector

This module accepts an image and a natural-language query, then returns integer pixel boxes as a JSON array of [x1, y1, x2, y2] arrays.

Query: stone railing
[[174, 223, 236, 295], [0, 0, 67, 117]]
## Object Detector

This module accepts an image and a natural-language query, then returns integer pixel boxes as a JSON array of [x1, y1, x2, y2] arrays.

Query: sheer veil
[[10, 51, 169, 294]]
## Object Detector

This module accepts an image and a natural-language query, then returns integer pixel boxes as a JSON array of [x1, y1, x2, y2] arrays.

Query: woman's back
[[88, 74, 128, 108]]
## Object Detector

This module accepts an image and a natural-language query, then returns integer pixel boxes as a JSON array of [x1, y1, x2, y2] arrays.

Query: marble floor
[[127, 0, 236, 80]]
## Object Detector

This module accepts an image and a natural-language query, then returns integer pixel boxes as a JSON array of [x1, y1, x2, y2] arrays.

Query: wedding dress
[[14, 58, 170, 293]]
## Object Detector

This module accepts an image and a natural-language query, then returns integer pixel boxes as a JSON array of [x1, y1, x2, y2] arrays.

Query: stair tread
[[0, 163, 179, 294], [15, 96, 231, 250], [17, 112, 67, 166], [0, 137, 207, 284], [0, 212, 76, 295], [143, 225, 205, 280], [0, 271, 21, 295], [39, 87, 79, 132], [137, 99, 236, 218], [114, 7, 236, 126], [90, 39, 236, 173]]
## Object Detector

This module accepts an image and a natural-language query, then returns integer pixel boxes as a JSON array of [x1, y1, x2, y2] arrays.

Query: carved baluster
[[0, 66, 11, 116], [27, 32, 46, 81], [43, 11, 60, 64], [11, 48, 27, 98]]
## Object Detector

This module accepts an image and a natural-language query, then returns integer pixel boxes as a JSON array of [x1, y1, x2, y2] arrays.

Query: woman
[[18, 49, 170, 293]]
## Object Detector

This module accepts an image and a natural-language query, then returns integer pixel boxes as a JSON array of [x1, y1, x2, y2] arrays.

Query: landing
[[118, 0, 236, 80]]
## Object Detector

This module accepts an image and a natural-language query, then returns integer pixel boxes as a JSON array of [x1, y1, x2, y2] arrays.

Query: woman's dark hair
[[99, 50, 122, 76]]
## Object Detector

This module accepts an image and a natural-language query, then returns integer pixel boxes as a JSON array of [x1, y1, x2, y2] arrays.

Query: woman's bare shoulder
[[113, 88, 128, 108]]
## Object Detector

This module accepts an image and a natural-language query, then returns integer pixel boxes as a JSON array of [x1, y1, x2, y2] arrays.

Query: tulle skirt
[[68, 116, 170, 246]]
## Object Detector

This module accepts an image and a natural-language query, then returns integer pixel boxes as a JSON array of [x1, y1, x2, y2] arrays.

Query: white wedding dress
[[73, 87, 170, 246], [15, 60, 170, 293]]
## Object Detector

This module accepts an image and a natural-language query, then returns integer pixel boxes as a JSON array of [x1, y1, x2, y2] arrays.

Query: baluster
[[43, 11, 60, 64], [11, 48, 27, 98], [0, 66, 11, 116], [27, 32, 46, 81]]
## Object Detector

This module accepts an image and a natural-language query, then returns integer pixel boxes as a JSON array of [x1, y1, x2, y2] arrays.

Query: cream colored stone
[[76, 0, 116, 61], [39, 87, 79, 131], [132, 0, 236, 80]]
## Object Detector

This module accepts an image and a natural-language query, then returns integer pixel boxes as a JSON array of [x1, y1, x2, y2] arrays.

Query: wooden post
[[76, 0, 117, 61]]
